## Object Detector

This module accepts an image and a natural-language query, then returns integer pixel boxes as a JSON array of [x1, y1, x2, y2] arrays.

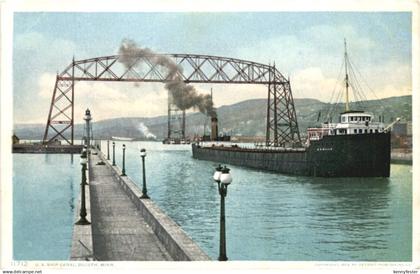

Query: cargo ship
[[192, 41, 397, 177]]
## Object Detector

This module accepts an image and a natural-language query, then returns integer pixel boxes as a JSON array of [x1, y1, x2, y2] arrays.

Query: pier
[[70, 148, 210, 261], [12, 144, 83, 154]]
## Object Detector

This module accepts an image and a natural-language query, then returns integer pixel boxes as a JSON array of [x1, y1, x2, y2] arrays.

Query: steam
[[118, 39, 216, 117], [138, 122, 156, 139]]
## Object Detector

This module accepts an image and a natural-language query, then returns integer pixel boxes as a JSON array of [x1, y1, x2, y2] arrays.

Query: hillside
[[14, 95, 412, 140]]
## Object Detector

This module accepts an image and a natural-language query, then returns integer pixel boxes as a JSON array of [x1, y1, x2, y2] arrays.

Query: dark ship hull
[[192, 132, 391, 177]]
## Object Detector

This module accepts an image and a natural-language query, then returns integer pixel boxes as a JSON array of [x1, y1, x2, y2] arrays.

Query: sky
[[13, 12, 412, 123]]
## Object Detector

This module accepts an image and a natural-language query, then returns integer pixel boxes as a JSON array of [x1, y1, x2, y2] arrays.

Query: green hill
[[14, 95, 412, 140]]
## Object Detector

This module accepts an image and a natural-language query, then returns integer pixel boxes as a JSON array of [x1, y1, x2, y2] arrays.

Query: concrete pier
[[89, 152, 172, 260], [70, 149, 210, 261], [13, 144, 83, 154], [390, 151, 412, 165]]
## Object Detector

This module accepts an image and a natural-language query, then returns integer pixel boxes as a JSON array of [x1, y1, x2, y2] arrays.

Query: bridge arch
[[43, 53, 301, 146]]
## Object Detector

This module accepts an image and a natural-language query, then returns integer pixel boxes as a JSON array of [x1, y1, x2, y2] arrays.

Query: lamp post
[[75, 148, 90, 225], [140, 148, 149, 199], [107, 140, 110, 160], [83, 109, 92, 153], [121, 144, 126, 176], [112, 141, 116, 166], [213, 165, 232, 261]]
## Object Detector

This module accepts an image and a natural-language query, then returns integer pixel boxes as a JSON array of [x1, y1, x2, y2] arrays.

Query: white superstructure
[[307, 111, 385, 142]]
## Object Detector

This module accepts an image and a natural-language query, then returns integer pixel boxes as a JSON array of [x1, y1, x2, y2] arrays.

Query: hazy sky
[[13, 12, 411, 123]]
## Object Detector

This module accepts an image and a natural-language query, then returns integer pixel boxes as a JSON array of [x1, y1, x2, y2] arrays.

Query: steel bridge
[[43, 53, 301, 147]]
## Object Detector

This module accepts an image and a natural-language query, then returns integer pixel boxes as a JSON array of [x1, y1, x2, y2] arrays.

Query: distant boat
[[111, 136, 134, 141]]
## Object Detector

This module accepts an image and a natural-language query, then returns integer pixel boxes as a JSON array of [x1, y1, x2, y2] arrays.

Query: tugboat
[[192, 40, 397, 177]]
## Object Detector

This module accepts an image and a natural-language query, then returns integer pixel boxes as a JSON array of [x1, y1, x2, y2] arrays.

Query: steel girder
[[167, 90, 186, 140], [43, 54, 301, 146], [265, 66, 301, 147], [43, 71, 75, 145]]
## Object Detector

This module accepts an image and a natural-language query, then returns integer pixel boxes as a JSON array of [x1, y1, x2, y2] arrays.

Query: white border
[[1, 0, 419, 273], [1, 0, 14, 270], [4, 0, 418, 12]]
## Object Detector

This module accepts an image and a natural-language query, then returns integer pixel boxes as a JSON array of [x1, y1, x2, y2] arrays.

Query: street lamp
[[83, 109, 92, 153], [107, 140, 110, 160], [121, 144, 126, 176], [75, 148, 90, 225], [112, 141, 116, 166], [213, 164, 223, 182], [82, 146, 89, 184], [213, 165, 232, 261], [139, 148, 149, 199]]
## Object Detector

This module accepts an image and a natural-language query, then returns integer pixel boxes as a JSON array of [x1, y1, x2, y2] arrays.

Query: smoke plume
[[118, 39, 216, 117], [137, 122, 156, 139]]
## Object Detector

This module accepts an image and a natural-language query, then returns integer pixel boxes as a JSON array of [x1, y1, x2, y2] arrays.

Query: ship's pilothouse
[[307, 111, 385, 142]]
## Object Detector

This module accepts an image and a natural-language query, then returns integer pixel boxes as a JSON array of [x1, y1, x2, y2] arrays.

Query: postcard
[[1, 0, 419, 273]]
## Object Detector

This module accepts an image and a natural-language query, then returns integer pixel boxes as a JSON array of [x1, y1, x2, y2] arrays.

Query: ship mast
[[344, 39, 350, 112]]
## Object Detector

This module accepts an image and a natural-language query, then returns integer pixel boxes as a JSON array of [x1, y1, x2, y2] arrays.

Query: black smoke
[[118, 39, 216, 117]]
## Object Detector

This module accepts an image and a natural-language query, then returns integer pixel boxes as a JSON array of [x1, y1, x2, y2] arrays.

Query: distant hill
[[14, 95, 412, 140]]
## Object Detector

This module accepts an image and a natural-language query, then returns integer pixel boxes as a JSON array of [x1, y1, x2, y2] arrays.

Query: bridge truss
[[43, 54, 301, 147]]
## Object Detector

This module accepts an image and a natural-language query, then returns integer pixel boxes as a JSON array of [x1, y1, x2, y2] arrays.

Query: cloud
[[35, 71, 268, 123], [194, 83, 266, 109], [346, 60, 411, 99], [236, 23, 410, 102], [14, 32, 82, 123], [291, 61, 411, 102], [36, 72, 168, 122], [14, 32, 45, 51], [37, 73, 56, 98], [15, 31, 78, 70], [292, 67, 338, 101], [237, 24, 379, 75], [380, 84, 411, 99], [302, 24, 376, 52]]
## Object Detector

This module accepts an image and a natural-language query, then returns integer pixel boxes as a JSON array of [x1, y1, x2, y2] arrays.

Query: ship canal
[[13, 141, 412, 261], [13, 153, 81, 260]]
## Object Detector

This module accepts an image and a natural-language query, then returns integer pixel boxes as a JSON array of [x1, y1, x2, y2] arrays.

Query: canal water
[[13, 141, 412, 261], [13, 154, 80, 260]]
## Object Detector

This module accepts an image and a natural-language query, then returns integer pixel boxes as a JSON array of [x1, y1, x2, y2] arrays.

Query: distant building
[[51, 139, 61, 145], [407, 121, 412, 136], [392, 123, 407, 136], [12, 134, 20, 144], [391, 122, 412, 150]]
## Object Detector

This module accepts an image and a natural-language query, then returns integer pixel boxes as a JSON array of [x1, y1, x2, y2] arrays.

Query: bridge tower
[[265, 64, 301, 147], [167, 91, 186, 141]]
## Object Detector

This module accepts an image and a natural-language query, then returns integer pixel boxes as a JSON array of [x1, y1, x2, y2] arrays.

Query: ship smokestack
[[211, 116, 218, 141]]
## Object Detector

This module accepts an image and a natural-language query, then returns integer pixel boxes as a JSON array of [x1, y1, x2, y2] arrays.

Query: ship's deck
[[195, 144, 307, 153]]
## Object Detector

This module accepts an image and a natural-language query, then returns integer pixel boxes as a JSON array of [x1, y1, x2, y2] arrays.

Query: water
[[106, 141, 412, 261], [13, 142, 412, 261], [13, 154, 80, 260]]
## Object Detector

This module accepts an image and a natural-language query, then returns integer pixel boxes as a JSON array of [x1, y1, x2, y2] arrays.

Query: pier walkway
[[70, 148, 210, 261], [88, 152, 172, 260]]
